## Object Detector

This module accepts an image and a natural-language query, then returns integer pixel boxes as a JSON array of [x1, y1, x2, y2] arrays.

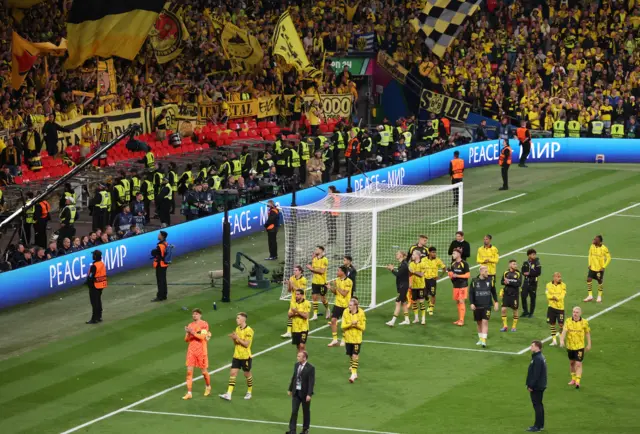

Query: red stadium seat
[[319, 124, 329, 133], [270, 127, 280, 134], [248, 121, 257, 129], [230, 123, 240, 130], [238, 131, 248, 138], [227, 131, 238, 138], [260, 128, 270, 137], [258, 121, 267, 128]]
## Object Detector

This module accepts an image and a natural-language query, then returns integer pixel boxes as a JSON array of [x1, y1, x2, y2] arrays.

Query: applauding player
[[220, 313, 254, 401], [182, 308, 211, 400], [282, 266, 307, 338], [449, 249, 470, 326], [423, 247, 446, 315], [408, 235, 428, 259], [328, 266, 353, 347], [306, 246, 329, 320], [289, 289, 311, 351], [342, 298, 366, 383], [584, 235, 611, 303], [560, 306, 592, 389], [469, 266, 499, 347], [386, 251, 410, 326], [408, 250, 428, 324], [477, 235, 499, 291], [500, 260, 523, 332], [546, 272, 566, 346]]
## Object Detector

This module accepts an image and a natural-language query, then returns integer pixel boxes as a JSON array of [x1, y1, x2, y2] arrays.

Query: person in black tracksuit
[[448, 231, 471, 261], [469, 266, 499, 348], [385, 251, 410, 326], [343, 255, 356, 296], [526, 340, 547, 432], [264, 200, 279, 260], [521, 249, 542, 318]]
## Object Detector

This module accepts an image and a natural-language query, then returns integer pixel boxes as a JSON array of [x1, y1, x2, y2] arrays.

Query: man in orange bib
[[517, 120, 531, 168], [498, 139, 512, 191], [183, 308, 212, 400]]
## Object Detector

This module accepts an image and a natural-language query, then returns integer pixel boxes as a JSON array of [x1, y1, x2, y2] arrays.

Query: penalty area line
[[431, 193, 527, 224]]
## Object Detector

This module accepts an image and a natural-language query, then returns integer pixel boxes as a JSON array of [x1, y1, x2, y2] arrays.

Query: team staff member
[[86, 250, 107, 324], [182, 308, 212, 400], [449, 150, 464, 205], [385, 251, 410, 326], [219, 312, 254, 401], [307, 246, 329, 320], [342, 297, 366, 383], [423, 247, 446, 316], [282, 265, 307, 338], [498, 139, 512, 190], [517, 120, 532, 167], [408, 250, 428, 325], [448, 231, 471, 261], [526, 340, 547, 432], [264, 200, 279, 260], [343, 255, 357, 295], [151, 230, 169, 302], [408, 234, 428, 259], [58, 196, 77, 248], [469, 265, 499, 348], [289, 289, 311, 351], [477, 234, 499, 291], [449, 249, 470, 326], [327, 266, 353, 347], [521, 249, 542, 318], [560, 306, 592, 389], [287, 350, 315, 434], [34, 197, 51, 248], [584, 235, 611, 303], [546, 272, 567, 346], [500, 259, 523, 332]]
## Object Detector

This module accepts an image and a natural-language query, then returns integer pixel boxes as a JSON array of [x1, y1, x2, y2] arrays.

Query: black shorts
[[231, 358, 252, 372], [396, 287, 408, 303], [587, 269, 604, 283], [546, 307, 565, 325], [426, 279, 437, 297], [292, 331, 308, 346], [345, 343, 361, 356], [502, 294, 518, 309], [291, 112, 302, 121], [332, 305, 346, 319], [568, 349, 585, 362], [411, 287, 426, 301], [473, 307, 492, 322], [312, 283, 327, 296]]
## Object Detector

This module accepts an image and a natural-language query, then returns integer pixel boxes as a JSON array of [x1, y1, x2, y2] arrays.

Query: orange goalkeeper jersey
[[185, 320, 210, 357]]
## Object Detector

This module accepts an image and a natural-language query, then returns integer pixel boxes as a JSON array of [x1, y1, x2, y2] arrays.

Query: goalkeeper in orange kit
[[183, 308, 212, 400]]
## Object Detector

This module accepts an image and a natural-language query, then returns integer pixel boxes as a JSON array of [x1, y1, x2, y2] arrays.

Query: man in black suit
[[287, 350, 315, 434]]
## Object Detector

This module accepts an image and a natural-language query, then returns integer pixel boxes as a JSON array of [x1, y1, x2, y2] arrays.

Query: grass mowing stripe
[[124, 409, 400, 434], [59, 201, 640, 434], [516, 291, 640, 355]]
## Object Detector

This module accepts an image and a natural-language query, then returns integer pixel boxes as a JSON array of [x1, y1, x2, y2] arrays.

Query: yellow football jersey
[[311, 256, 328, 284], [232, 325, 254, 360]]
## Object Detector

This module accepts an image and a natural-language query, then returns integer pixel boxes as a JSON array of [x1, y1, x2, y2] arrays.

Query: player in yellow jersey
[[545, 272, 566, 346], [307, 246, 329, 320], [282, 265, 307, 338], [584, 235, 611, 303], [327, 266, 353, 347], [289, 289, 311, 351], [408, 250, 428, 324], [342, 297, 366, 383], [477, 234, 499, 290], [219, 312, 254, 401], [560, 306, 592, 389], [423, 247, 446, 315]]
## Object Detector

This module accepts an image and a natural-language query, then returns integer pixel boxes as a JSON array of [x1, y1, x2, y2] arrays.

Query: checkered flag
[[411, 0, 481, 58]]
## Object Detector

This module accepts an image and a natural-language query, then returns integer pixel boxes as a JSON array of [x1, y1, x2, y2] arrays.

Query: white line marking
[[516, 291, 640, 355], [613, 214, 640, 218], [478, 209, 517, 214], [310, 336, 518, 355], [60, 201, 640, 434], [124, 409, 399, 434], [431, 193, 527, 224], [517, 251, 640, 263]]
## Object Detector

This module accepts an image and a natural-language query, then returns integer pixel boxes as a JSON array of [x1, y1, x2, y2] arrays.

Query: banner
[[220, 21, 264, 71], [376, 51, 408, 85], [11, 32, 67, 89], [419, 89, 471, 122], [330, 57, 369, 75], [151, 103, 179, 131], [272, 10, 321, 78], [149, 4, 190, 64], [96, 58, 117, 95], [348, 32, 375, 53]]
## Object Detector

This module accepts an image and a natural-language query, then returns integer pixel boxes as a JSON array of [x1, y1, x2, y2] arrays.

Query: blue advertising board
[[1, 138, 638, 309]]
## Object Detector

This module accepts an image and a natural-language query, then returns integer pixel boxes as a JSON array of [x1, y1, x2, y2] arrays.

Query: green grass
[[2, 163, 640, 434]]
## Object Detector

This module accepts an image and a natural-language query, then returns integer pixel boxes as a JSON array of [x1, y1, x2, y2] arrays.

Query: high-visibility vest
[[168, 170, 178, 191], [25, 205, 36, 224], [350, 127, 360, 139], [114, 185, 125, 205], [300, 141, 311, 160], [240, 153, 250, 167], [611, 123, 625, 138], [395, 126, 403, 141], [274, 139, 283, 155], [198, 167, 208, 180], [121, 179, 131, 202], [336, 131, 345, 149], [516, 127, 529, 142], [330, 193, 340, 216], [345, 138, 360, 158], [93, 260, 108, 289], [163, 183, 173, 200], [97, 191, 110, 209], [154, 172, 164, 189], [144, 180, 155, 200], [317, 135, 329, 151], [450, 158, 464, 179], [131, 176, 141, 196], [553, 120, 566, 138], [591, 121, 604, 136], [181, 171, 193, 187], [60, 205, 76, 225], [431, 119, 440, 136], [567, 121, 581, 138], [322, 148, 331, 162], [378, 130, 390, 147], [499, 145, 512, 166], [290, 149, 301, 168], [38, 200, 50, 219], [144, 152, 156, 170], [402, 131, 412, 148], [361, 137, 372, 153], [231, 160, 242, 176], [211, 175, 222, 190]]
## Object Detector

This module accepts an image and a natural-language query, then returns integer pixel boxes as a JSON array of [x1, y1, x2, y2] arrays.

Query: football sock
[[587, 281, 593, 297], [419, 301, 426, 320], [502, 315, 508, 328], [390, 315, 397, 324], [571, 373, 577, 381], [227, 376, 236, 395], [412, 301, 418, 316], [287, 318, 292, 333], [323, 301, 329, 312], [350, 359, 359, 374], [312, 302, 319, 315], [550, 324, 557, 339], [246, 376, 253, 393], [598, 284, 603, 296], [480, 335, 486, 344], [404, 312, 409, 321], [457, 303, 466, 322], [428, 300, 435, 312], [575, 375, 581, 385], [186, 371, 193, 392], [203, 371, 211, 387], [512, 313, 519, 329], [332, 332, 338, 341]]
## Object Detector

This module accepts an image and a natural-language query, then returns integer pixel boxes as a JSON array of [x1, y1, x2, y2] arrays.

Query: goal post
[[279, 182, 463, 308]]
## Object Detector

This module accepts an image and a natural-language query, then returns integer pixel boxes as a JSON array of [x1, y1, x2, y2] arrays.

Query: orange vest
[[441, 118, 451, 135], [345, 138, 360, 158], [93, 261, 108, 289], [499, 145, 512, 166], [154, 241, 169, 268], [450, 158, 464, 179], [516, 127, 529, 143], [330, 193, 340, 216], [39, 201, 50, 219]]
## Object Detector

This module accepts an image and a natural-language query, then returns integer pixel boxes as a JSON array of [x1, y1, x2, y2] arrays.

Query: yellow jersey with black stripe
[[477, 245, 499, 275], [232, 325, 254, 360], [311, 256, 328, 284], [564, 317, 590, 350], [334, 277, 353, 308], [422, 257, 446, 279], [341, 308, 366, 343], [409, 260, 427, 289], [588, 244, 611, 271], [289, 275, 307, 307], [545, 281, 567, 310], [290, 300, 311, 333]]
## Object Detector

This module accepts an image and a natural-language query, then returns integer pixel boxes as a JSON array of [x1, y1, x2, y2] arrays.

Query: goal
[[279, 182, 463, 308]]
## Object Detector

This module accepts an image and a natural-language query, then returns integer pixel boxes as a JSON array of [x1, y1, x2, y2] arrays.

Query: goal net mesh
[[279, 183, 462, 308]]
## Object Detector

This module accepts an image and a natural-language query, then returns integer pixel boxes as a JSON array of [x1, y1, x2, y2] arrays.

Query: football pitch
[[1, 163, 640, 434]]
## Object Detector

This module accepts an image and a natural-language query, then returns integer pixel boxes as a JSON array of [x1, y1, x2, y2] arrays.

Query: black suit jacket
[[288, 362, 315, 397]]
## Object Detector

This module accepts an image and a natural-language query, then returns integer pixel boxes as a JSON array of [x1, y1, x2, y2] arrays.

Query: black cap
[[92, 250, 102, 260], [160, 230, 168, 239]]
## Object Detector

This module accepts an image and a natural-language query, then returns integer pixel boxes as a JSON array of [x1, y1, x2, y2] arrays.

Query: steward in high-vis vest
[[91, 184, 109, 231], [553, 118, 567, 138], [178, 164, 193, 195], [288, 144, 301, 179], [130, 169, 141, 198], [58, 196, 77, 247], [449, 150, 464, 206], [321, 140, 333, 184], [23, 192, 36, 245], [142, 174, 155, 223], [230, 154, 243, 180], [498, 140, 512, 191], [332, 126, 346, 175], [610, 120, 625, 138], [299, 138, 312, 185], [86, 249, 107, 324], [274, 135, 285, 174], [517, 120, 532, 167], [240, 146, 252, 178], [141, 149, 156, 171], [34, 198, 50, 247], [567, 118, 581, 138], [345, 135, 360, 175], [167, 163, 179, 213], [589, 120, 604, 137], [376, 124, 391, 164]]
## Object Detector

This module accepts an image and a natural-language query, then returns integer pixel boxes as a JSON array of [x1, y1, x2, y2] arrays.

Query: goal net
[[279, 182, 463, 308]]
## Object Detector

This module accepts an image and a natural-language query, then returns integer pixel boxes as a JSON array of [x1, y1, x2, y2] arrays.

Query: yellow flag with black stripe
[[65, 0, 165, 70], [272, 10, 322, 79], [150, 3, 190, 64]]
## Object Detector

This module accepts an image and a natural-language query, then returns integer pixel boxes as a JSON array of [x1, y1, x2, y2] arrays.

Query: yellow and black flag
[[65, 0, 165, 70], [149, 3, 190, 64], [12, 32, 67, 89], [97, 58, 117, 95], [411, 0, 481, 58], [272, 10, 322, 79]]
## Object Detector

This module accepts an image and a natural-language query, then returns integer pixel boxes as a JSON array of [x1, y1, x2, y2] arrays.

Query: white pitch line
[[431, 193, 527, 224], [59, 200, 640, 434], [478, 209, 517, 214], [613, 214, 640, 218], [516, 291, 640, 355], [124, 409, 398, 434], [310, 336, 518, 356], [517, 251, 640, 263]]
